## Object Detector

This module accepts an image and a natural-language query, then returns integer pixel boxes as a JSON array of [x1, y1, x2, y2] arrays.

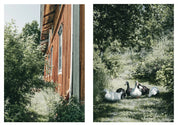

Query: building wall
[[42, 4, 85, 103], [44, 5, 71, 98], [80, 5, 85, 103]]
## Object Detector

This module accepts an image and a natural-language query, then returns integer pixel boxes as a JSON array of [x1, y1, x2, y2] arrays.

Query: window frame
[[48, 54, 50, 77], [50, 46, 53, 76], [58, 25, 63, 74]]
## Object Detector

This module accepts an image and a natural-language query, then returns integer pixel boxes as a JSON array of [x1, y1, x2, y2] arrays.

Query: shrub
[[49, 97, 84, 122], [133, 37, 173, 85], [4, 98, 43, 122], [93, 69, 109, 105], [93, 44, 109, 104], [4, 20, 52, 122], [4, 21, 44, 105], [156, 41, 174, 92]]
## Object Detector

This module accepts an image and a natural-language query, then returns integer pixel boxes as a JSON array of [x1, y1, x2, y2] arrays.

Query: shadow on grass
[[94, 102, 137, 121], [125, 95, 149, 100], [94, 91, 173, 122], [128, 113, 144, 121], [150, 91, 173, 115]]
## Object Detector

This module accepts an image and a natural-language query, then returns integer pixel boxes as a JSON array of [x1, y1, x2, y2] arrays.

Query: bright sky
[[4, 4, 40, 33]]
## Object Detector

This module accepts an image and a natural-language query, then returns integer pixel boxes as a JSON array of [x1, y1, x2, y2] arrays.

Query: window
[[52, 26, 54, 34], [51, 47, 53, 75], [48, 54, 50, 76], [48, 29, 50, 46], [45, 65, 47, 76], [58, 25, 63, 73]]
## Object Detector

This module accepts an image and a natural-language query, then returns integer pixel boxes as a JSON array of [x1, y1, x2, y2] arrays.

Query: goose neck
[[127, 83, 130, 89]]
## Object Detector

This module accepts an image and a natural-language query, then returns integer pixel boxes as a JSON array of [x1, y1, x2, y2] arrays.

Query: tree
[[20, 20, 40, 44], [93, 4, 174, 78], [4, 20, 47, 121]]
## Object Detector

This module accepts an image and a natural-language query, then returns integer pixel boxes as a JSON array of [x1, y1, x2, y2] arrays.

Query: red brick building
[[40, 4, 85, 103]]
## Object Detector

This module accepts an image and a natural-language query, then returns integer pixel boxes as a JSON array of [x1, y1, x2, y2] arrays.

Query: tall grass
[[26, 87, 60, 121], [93, 69, 109, 105], [5, 85, 85, 122], [26, 88, 84, 122]]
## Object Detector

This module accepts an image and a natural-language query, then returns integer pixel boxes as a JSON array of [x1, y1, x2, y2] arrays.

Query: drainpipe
[[72, 5, 80, 102], [69, 5, 73, 98]]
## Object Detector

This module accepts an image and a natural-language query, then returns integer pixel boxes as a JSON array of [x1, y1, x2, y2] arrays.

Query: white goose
[[148, 87, 159, 97], [103, 89, 123, 101], [130, 81, 142, 97]]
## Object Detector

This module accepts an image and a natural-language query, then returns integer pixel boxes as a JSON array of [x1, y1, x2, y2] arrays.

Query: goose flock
[[103, 81, 159, 102]]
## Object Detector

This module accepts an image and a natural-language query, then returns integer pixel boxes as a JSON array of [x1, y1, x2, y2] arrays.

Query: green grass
[[94, 79, 173, 122], [25, 88, 85, 122]]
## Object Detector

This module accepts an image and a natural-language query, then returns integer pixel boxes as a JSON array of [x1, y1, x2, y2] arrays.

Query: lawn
[[94, 79, 174, 122]]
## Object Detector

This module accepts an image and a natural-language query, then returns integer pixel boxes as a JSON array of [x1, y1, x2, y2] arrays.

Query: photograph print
[[4, 4, 85, 122], [93, 4, 174, 122]]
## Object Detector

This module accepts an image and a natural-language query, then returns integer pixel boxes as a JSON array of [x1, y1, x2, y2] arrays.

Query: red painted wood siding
[[43, 5, 85, 103], [80, 5, 85, 103], [44, 5, 71, 98]]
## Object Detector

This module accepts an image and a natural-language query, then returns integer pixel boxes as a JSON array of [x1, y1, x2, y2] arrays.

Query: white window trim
[[48, 29, 50, 47], [48, 55, 50, 77], [58, 25, 63, 74], [50, 46, 53, 76]]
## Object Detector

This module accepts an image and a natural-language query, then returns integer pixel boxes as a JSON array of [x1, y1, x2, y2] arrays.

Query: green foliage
[[133, 37, 174, 87], [49, 97, 85, 122], [4, 20, 44, 105], [4, 20, 48, 122], [156, 41, 174, 92], [4, 19, 85, 123], [94, 43, 110, 105], [102, 40, 123, 78], [5, 81, 85, 122], [4, 86, 57, 122], [93, 4, 174, 122], [93, 69, 109, 105], [93, 44, 106, 71], [94, 4, 174, 79], [94, 4, 173, 53], [20, 20, 40, 44], [26, 86, 61, 122], [4, 100, 45, 122]]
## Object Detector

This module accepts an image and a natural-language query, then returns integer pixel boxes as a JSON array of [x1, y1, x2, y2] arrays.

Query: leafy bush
[[4, 21, 44, 105], [93, 69, 109, 105], [4, 98, 44, 122], [93, 42, 109, 104], [49, 97, 84, 122], [4, 20, 51, 122], [4, 81, 56, 122], [156, 40, 174, 92], [133, 37, 173, 85]]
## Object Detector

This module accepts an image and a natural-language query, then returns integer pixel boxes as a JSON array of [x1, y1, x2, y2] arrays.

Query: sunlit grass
[[26, 88, 60, 122]]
